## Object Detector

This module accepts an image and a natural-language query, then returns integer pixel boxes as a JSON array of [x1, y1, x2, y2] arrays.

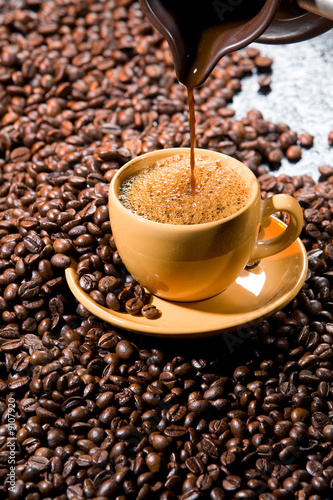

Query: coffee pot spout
[[139, 0, 282, 88], [139, 0, 333, 89]]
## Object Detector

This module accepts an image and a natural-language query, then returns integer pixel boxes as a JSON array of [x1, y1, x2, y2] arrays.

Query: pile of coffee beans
[[77, 251, 161, 318], [0, 1, 333, 499]]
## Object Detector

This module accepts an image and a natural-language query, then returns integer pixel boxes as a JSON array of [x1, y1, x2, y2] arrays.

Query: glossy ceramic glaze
[[65, 216, 308, 337], [108, 148, 303, 302], [139, 0, 281, 88], [139, 0, 333, 88]]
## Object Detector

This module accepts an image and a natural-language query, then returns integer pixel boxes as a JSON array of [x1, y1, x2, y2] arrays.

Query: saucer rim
[[65, 217, 308, 338]]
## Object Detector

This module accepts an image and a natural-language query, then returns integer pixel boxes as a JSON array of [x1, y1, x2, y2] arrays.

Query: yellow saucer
[[65, 217, 308, 338]]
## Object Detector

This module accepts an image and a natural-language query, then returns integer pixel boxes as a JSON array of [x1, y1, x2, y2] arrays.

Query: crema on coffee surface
[[118, 153, 251, 225]]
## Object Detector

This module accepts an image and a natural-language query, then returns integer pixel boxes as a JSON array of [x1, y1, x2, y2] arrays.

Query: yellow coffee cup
[[109, 148, 303, 302]]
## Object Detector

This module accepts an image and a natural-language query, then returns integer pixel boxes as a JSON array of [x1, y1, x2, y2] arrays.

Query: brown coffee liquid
[[176, 1, 265, 196], [119, 153, 251, 225], [141, 0, 266, 199], [187, 88, 196, 196]]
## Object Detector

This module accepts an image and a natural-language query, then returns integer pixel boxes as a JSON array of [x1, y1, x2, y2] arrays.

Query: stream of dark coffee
[[187, 88, 196, 196], [172, 0, 266, 196], [141, 0, 269, 196]]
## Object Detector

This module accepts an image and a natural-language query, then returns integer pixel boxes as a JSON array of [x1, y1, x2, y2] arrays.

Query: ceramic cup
[[109, 148, 303, 302]]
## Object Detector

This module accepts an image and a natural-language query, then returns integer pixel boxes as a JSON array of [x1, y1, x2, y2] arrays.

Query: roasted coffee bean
[[211, 487, 226, 500], [323, 425, 333, 440], [151, 433, 172, 451], [254, 55, 273, 70], [125, 297, 144, 314], [98, 275, 121, 293], [258, 74, 272, 90], [223, 475, 242, 491], [53, 238, 72, 254], [79, 274, 98, 293], [106, 293, 121, 311], [268, 148, 283, 164], [300, 132, 314, 148], [286, 145, 302, 162], [142, 304, 160, 318], [18, 281, 40, 299], [50, 253, 71, 268], [311, 411, 331, 431], [0, 3, 332, 500]]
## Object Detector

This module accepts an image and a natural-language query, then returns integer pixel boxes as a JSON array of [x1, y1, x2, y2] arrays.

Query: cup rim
[[109, 148, 259, 229]]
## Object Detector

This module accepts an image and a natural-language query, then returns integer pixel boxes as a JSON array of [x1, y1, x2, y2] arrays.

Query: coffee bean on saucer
[[106, 292, 121, 311], [125, 297, 144, 315], [79, 274, 98, 293], [98, 275, 122, 294], [142, 304, 160, 319]]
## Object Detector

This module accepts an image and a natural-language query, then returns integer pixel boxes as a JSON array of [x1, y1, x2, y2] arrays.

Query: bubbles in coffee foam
[[119, 153, 251, 224]]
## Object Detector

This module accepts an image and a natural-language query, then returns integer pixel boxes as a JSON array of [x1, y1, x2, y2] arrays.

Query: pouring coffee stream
[[139, 0, 333, 194], [187, 89, 196, 196]]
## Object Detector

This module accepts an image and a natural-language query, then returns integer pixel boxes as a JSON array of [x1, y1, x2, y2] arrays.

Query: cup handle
[[249, 194, 303, 263]]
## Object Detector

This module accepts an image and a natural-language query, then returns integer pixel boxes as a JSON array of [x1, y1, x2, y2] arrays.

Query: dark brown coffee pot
[[259, 0, 333, 43], [139, 0, 333, 88]]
